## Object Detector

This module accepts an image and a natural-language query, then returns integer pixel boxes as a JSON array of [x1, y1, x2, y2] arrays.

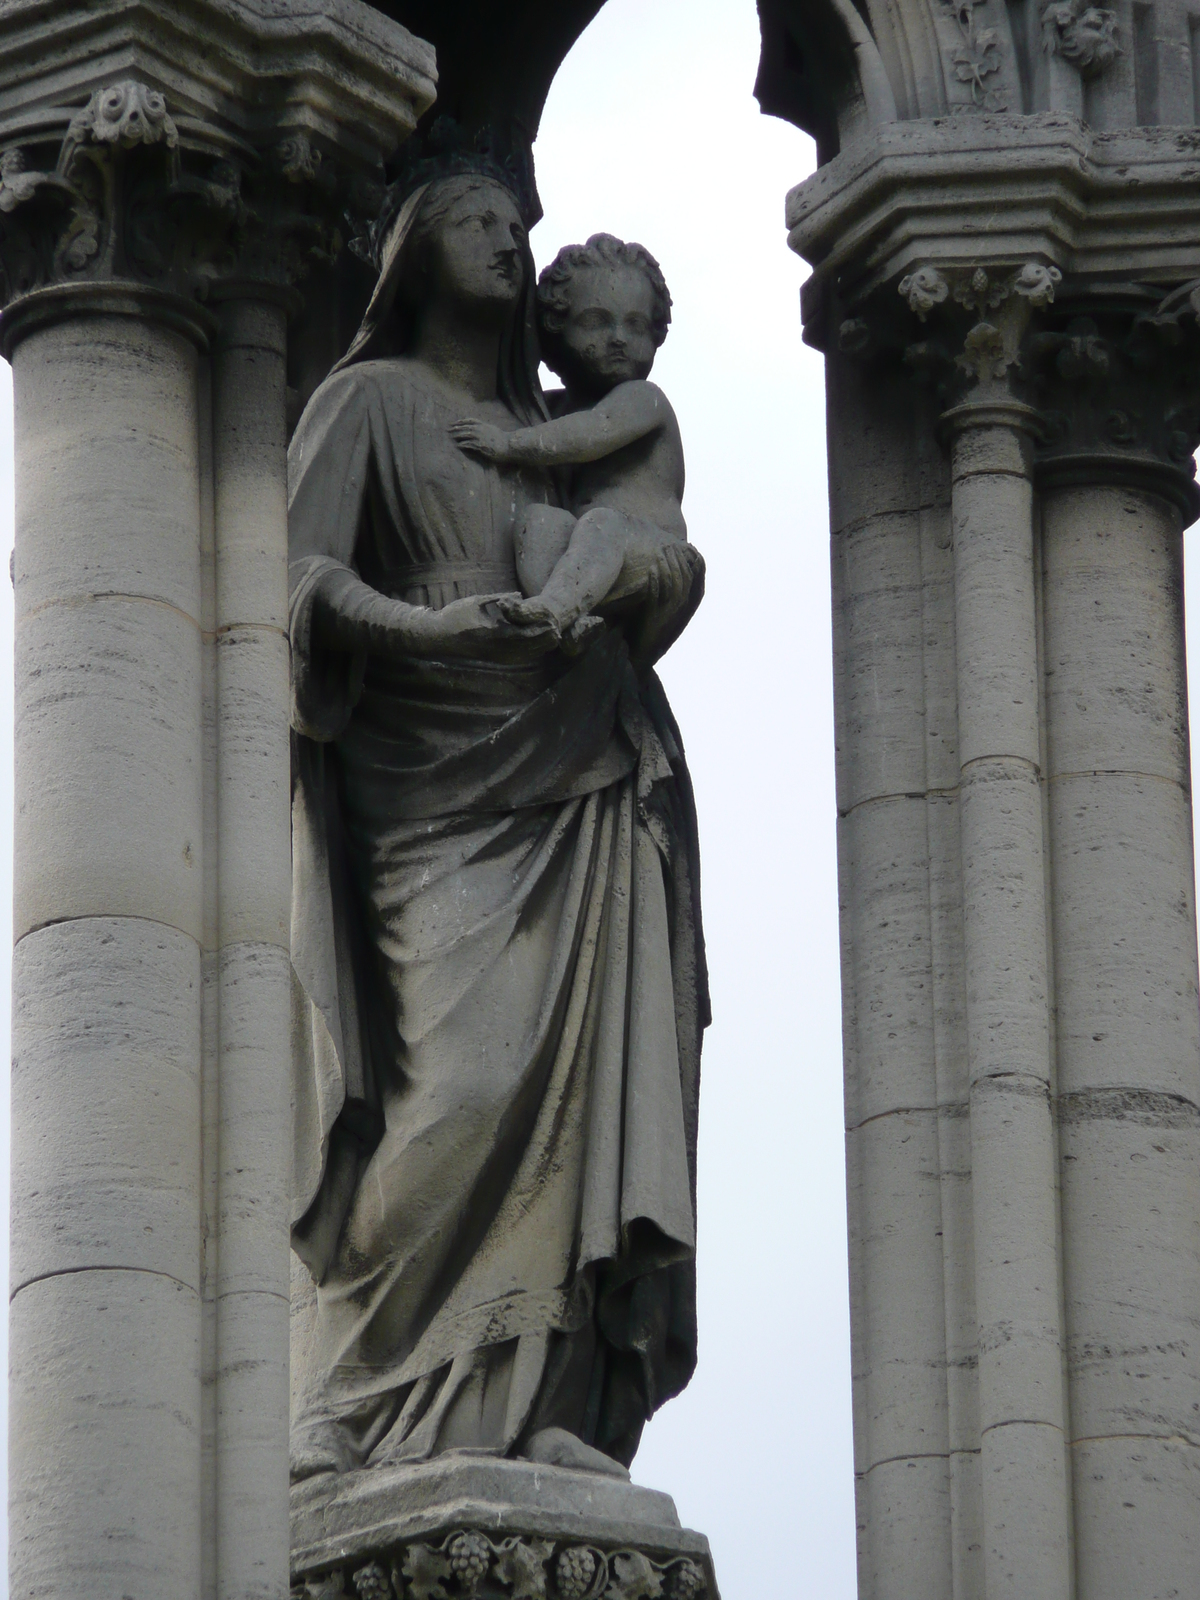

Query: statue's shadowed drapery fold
[[287, 357, 708, 1472]]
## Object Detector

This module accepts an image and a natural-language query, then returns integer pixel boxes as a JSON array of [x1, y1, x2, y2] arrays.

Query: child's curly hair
[[536, 233, 672, 377]]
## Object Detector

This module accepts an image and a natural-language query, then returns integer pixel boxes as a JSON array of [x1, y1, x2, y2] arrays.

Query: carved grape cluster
[[555, 1547, 597, 1599], [447, 1531, 491, 1593], [295, 1533, 708, 1600], [352, 1561, 393, 1600]]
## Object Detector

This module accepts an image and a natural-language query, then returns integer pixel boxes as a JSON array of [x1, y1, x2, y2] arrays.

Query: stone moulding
[[786, 114, 1200, 330], [290, 1459, 719, 1600], [0, 0, 437, 172]]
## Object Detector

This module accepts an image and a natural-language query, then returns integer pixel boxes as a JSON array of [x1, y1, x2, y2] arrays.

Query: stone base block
[[290, 1456, 718, 1600]]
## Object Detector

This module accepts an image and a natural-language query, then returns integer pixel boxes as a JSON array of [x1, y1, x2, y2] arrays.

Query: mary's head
[[400, 176, 527, 324], [337, 173, 545, 424]]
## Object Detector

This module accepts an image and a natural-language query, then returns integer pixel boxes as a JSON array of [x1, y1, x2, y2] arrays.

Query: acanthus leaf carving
[[956, 320, 1011, 381], [898, 265, 950, 320], [58, 81, 178, 187], [400, 1542, 453, 1600], [603, 1552, 663, 1600]]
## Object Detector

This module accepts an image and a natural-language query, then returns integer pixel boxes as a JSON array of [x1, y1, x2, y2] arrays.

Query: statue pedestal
[[290, 1457, 718, 1599]]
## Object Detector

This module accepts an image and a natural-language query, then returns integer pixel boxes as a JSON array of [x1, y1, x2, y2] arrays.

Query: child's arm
[[450, 382, 667, 466]]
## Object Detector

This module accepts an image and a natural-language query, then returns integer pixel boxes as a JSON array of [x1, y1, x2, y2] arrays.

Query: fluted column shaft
[[946, 399, 1072, 1600]]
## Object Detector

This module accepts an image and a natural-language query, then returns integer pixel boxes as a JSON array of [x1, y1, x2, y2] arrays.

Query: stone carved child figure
[[450, 232, 695, 649]]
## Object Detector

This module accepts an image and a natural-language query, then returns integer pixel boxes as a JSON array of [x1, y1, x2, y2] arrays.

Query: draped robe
[[288, 356, 708, 1473]]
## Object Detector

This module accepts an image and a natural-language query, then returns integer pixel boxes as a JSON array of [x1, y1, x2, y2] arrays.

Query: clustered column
[[820, 257, 1200, 1599]]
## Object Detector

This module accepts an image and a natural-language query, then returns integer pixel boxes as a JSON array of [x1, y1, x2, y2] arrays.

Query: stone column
[[826, 350, 956, 1597], [1039, 459, 1200, 1599], [210, 292, 293, 1600], [0, 10, 436, 1598], [7, 283, 210, 1600], [943, 390, 1071, 1600], [789, 112, 1200, 1592]]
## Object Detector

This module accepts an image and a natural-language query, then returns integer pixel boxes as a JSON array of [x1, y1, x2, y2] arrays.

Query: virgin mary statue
[[287, 148, 708, 1483]]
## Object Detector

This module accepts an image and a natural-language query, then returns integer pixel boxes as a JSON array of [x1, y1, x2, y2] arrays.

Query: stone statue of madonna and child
[[287, 129, 710, 1529]]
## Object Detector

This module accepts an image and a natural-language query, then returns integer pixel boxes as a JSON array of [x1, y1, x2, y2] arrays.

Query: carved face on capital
[[422, 180, 528, 318], [545, 264, 659, 394]]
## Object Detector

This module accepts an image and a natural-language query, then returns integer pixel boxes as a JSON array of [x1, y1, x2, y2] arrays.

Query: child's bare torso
[[552, 379, 687, 544]]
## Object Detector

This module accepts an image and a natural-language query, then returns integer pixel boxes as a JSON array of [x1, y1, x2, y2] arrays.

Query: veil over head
[[333, 173, 547, 428]]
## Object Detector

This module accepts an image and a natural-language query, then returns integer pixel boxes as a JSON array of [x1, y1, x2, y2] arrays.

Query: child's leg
[[535, 506, 636, 626], [514, 504, 577, 597]]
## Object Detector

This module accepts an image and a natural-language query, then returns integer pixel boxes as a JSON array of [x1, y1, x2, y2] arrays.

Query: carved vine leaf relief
[[941, 0, 1007, 109], [291, 1535, 708, 1600], [0, 77, 368, 310]]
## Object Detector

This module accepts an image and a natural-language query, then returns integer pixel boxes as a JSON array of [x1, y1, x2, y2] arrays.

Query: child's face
[[556, 265, 658, 391]]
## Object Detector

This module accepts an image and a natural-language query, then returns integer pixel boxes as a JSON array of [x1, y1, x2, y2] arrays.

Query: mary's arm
[[289, 371, 563, 744], [288, 371, 385, 740]]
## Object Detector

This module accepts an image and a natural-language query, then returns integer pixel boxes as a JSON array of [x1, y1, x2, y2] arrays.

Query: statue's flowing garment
[[287, 359, 707, 1471]]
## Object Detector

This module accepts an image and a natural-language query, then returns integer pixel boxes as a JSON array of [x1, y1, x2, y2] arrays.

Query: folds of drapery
[[287, 359, 708, 1468]]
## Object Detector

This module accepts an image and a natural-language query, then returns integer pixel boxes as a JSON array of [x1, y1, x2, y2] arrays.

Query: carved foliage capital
[[0, 78, 378, 319], [840, 264, 1200, 507]]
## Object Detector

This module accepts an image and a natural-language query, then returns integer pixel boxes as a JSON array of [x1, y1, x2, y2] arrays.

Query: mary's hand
[[631, 542, 705, 670], [643, 543, 704, 614], [401, 593, 561, 662]]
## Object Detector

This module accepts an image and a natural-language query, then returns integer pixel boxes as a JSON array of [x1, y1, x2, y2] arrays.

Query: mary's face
[[425, 183, 528, 316]]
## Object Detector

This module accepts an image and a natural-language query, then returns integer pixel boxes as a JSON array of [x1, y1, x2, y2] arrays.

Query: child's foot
[[497, 594, 564, 638], [562, 614, 606, 656]]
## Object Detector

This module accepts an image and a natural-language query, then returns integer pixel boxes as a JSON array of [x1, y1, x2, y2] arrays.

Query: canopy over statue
[[286, 156, 709, 1482]]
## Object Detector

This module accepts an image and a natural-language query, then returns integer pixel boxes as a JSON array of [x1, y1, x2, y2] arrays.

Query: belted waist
[[385, 559, 519, 592]]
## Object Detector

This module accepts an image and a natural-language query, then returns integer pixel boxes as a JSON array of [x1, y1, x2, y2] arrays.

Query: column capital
[[0, 2, 436, 336], [842, 265, 1200, 517]]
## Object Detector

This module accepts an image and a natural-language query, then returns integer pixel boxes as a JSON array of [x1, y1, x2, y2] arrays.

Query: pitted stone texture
[[291, 1457, 717, 1598]]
